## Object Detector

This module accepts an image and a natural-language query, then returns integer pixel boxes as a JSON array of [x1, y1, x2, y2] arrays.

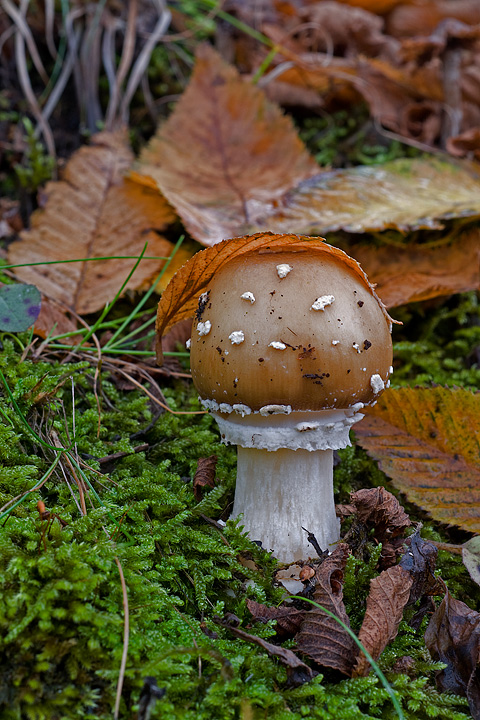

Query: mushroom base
[[233, 446, 340, 563]]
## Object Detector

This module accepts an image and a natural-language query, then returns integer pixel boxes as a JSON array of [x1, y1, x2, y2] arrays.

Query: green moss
[[0, 333, 474, 720]]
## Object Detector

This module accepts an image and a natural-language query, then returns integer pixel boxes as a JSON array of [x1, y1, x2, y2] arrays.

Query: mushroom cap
[[190, 245, 392, 412]]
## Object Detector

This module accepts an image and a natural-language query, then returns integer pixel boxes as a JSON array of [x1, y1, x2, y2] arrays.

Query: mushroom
[[189, 242, 393, 563]]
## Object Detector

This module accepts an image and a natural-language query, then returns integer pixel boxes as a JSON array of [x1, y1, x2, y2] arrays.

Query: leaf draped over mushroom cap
[[8, 131, 177, 315], [355, 387, 480, 533], [154, 232, 391, 363]]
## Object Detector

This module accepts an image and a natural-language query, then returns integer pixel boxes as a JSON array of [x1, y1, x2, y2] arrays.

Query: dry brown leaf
[[353, 565, 412, 677], [448, 128, 480, 162], [8, 131, 177, 315], [134, 44, 318, 247], [348, 231, 480, 308], [425, 587, 480, 718], [134, 47, 480, 244], [219, 619, 314, 687], [296, 544, 356, 675], [155, 232, 391, 362], [354, 387, 480, 533], [399, 527, 442, 605]]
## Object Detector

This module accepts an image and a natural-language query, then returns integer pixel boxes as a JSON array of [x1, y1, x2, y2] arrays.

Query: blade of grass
[[2, 254, 170, 270]]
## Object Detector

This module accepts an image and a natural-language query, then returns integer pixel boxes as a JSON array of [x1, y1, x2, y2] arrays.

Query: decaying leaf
[[8, 131, 177, 316], [33, 296, 79, 341], [353, 564, 412, 677], [350, 486, 411, 540], [462, 536, 480, 588], [155, 232, 391, 362], [355, 387, 480, 533], [193, 456, 217, 501], [349, 230, 480, 308], [399, 526, 441, 604], [425, 587, 480, 719], [296, 544, 356, 675], [246, 599, 305, 640], [134, 44, 318, 247]]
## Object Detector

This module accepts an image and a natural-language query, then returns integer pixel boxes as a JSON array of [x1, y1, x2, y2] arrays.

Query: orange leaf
[[348, 230, 480, 308], [133, 44, 318, 246], [354, 387, 480, 533], [154, 232, 391, 362], [8, 131, 177, 315]]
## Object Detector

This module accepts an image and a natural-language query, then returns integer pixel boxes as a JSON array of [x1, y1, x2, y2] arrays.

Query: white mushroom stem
[[212, 407, 364, 563], [234, 446, 337, 562]]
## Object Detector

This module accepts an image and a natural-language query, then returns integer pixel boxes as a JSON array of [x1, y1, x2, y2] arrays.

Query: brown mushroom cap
[[190, 246, 392, 412]]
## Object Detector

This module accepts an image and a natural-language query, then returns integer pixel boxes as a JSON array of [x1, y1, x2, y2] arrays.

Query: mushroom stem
[[233, 446, 339, 562]]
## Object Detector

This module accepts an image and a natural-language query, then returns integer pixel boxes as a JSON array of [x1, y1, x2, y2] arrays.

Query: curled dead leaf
[[246, 599, 305, 640], [425, 586, 480, 719]]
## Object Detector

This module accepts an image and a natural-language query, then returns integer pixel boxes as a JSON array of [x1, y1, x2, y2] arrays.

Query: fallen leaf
[[296, 544, 356, 675], [134, 44, 318, 247], [462, 536, 480, 588], [8, 131, 177, 315], [264, 157, 480, 236], [155, 232, 391, 362], [425, 587, 480, 719], [354, 387, 480, 533], [353, 564, 413, 676], [350, 486, 411, 541], [399, 526, 442, 604], [448, 127, 480, 162], [193, 456, 217, 501], [348, 230, 480, 308], [134, 47, 480, 245], [246, 599, 305, 640], [0, 283, 41, 331]]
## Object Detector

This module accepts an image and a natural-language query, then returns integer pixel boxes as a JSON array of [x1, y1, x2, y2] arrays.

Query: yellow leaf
[[355, 387, 480, 533]]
